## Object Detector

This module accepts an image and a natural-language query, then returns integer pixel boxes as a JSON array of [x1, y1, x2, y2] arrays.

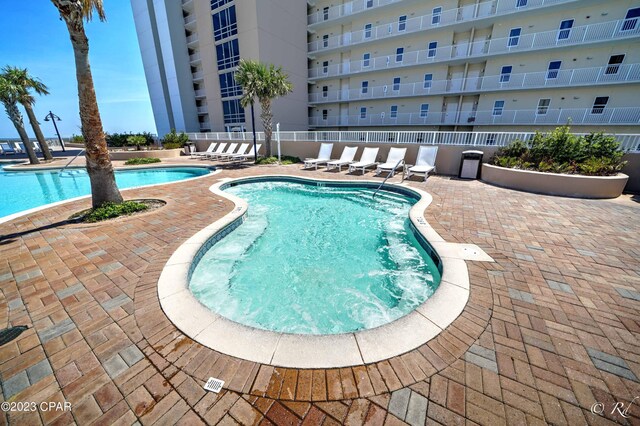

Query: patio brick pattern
[[0, 162, 639, 425]]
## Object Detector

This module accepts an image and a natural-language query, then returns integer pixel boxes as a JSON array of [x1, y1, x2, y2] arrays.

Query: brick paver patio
[[0, 161, 639, 425]]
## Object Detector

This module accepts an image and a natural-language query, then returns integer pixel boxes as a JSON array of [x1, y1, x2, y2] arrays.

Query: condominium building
[[132, 0, 640, 135]]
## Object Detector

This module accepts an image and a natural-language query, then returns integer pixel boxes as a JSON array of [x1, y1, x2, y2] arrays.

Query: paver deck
[[0, 160, 639, 425]]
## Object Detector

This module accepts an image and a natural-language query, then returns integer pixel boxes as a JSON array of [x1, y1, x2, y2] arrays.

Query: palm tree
[[236, 60, 293, 158], [2, 67, 54, 161], [0, 76, 40, 164], [51, 0, 123, 207]]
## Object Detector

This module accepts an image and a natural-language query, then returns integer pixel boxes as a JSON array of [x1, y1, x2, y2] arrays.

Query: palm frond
[[82, 0, 106, 22]]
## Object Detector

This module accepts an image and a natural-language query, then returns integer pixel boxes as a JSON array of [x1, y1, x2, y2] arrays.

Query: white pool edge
[[158, 175, 494, 369]]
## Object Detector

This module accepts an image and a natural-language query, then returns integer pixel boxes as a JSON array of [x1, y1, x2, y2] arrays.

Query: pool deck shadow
[[0, 162, 639, 425]]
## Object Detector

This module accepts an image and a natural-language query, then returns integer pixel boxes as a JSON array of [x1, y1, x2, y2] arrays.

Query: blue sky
[[0, 2, 156, 138]]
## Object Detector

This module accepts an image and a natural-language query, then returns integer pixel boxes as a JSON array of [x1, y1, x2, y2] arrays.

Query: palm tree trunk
[[23, 103, 54, 161], [260, 99, 273, 157], [55, 3, 123, 207], [3, 102, 39, 164]]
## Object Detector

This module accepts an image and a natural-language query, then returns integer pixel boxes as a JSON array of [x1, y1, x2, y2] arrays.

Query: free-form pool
[[0, 164, 210, 219], [189, 180, 441, 335]]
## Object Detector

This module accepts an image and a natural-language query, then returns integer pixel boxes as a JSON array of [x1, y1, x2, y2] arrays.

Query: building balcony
[[182, 0, 193, 9], [308, 0, 578, 53], [189, 52, 201, 63], [184, 15, 196, 27], [197, 106, 209, 114], [309, 63, 640, 104], [194, 89, 206, 98], [186, 34, 199, 45], [309, 107, 640, 127], [192, 71, 204, 81], [308, 18, 640, 80], [199, 121, 211, 131]]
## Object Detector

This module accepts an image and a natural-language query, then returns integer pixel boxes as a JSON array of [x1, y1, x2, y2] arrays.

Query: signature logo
[[591, 397, 638, 418]]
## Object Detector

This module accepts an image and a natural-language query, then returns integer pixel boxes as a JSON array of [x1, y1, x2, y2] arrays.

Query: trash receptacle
[[458, 150, 484, 179]]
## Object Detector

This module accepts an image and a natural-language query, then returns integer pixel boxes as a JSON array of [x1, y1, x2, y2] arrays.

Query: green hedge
[[106, 132, 155, 148], [84, 201, 148, 223], [124, 157, 161, 165]]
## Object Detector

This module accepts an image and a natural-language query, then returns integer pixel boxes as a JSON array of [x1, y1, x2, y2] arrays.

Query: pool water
[[190, 181, 441, 335], [0, 164, 210, 218]]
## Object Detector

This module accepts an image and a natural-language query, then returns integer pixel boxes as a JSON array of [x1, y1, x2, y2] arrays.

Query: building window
[[361, 81, 369, 94], [432, 7, 442, 25], [428, 41, 437, 58], [323, 7, 329, 20], [322, 35, 329, 48], [396, 47, 404, 62], [606, 54, 625, 74], [420, 103, 429, 118], [500, 65, 512, 82], [222, 99, 245, 124], [364, 24, 372, 38], [591, 96, 609, 114], [508, 28, 521, 47], [366, 0, 373, 8], [537, 99, 551, 115], [424, 73, 433, 89], [360, 107, 367, 119], [215, 38, 240, 70], [557, 19, 573, 40], [390, 105, 398, 118], [516, 0, 527, 7], [363, 53, 371, 67], [212, 5, 237, 42], [322, 61, 329, 74], [210, 0, 232, 10], [322, 86, 328, 98], [622, 7, 640, 31], [546, 61, 561, 79], [218, 72, 242, 98], [393, 77, 401, 91], [398, 16, 407, 31], [322, 109, 328, 120], [493, 100, 505, 116]]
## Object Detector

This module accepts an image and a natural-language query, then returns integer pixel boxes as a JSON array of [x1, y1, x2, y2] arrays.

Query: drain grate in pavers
[[587, 348, 638, 382], [464, 344, 498, 373]]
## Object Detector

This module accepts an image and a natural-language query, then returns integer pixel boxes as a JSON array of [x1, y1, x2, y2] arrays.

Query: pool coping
[[0, 165, 219, 226], [158, 174, 494, 369]]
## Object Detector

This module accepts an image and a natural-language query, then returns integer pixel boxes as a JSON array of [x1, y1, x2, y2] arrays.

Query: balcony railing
[[189, 52, 201, 63], [308, 0, 576, 52], [194, 89, 206, 97], [309, 107, 640, 127], [197, 106, 209, 114], [309, 63, 640, 103], [308, 18, 640, 80], [192, 71, 204, 80], [186, 34, 199, 44], [185, 130, 640, 151], [184, 15, 196, 26]]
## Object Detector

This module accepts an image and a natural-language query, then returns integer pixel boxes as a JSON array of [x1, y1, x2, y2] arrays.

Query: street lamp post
[[44, 111, 66, 152]]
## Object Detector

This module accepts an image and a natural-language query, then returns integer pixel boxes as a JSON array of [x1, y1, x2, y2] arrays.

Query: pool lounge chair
[[204, 143, 227, 159], [376, 147, 407, 177], [191, 142, 216, 158], [327, 146, 358, 171], [220, 143, 250, 161], [15, 143, 25, 153], [303, 143, 333, 170], [348, 147, 379, 174], [209, 143, 237, 160], [405, 146, 438, 181], [230, 144, 262, 162], [0, 143, 17, 155]]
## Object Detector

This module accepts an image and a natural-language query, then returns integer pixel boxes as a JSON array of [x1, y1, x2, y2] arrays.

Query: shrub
[[71, 134, 84, 143], [124, 157, 161, 165], [84, 201, 148, 223], [255, 156, 300, 165], [162, 129, 189, 149], [489, 126, 626, 176], [107, 132, 154, 148], [127, 135, 148, 151]]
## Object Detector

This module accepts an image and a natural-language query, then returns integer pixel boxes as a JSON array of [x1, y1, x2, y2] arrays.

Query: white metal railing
[[308, 18, 640, 80], [186, 130, 640, 151], [199, 121, 211, 130], [309, 107, 640, 127], [182, 0, 193, 5], [186, 34, 199, 44], [309, 63, 640, 103], [197, 106, 208, 114], [194, 89, 206, 97], [184, 15, 196, 26], [189, 52, 201, 63], [308, 0, 576, 51], [192, 71, 204, 80]]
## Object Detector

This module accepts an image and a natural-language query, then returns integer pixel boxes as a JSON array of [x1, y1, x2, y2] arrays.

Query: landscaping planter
[[481, 164, 629, 199], [108, 148, 183, 161]]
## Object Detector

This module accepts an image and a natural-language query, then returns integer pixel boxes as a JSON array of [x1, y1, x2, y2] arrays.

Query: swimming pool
[[189, 180, 442, 335], [0, 164, 211, 219]]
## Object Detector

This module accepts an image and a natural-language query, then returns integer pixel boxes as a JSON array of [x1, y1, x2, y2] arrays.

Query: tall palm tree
[[2, 67, 54, 161], [51, 0, 123, 207], [0, 76, 40, 164], [236, 60, 293, 158]]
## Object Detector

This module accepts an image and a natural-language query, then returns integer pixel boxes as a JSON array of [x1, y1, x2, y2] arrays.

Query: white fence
[[186, 131, 640, 152]]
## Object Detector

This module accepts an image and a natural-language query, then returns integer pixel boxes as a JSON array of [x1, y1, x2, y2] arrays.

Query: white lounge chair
[[205, 143, 227, 159], [376, 147, 407, 177], [405, 146, 438, 181], [348, 147, 379, 174], [220, 143, 250, 161], [303, 143, 333, 169], [32, 142, 42, 153], [230, 144, 262, 162], [209, 143, 237, 160], [327, 146, 358, 171], [15, 143, 25, 153], [0, 143, 17, 155], [191, 142, 216, 158]]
